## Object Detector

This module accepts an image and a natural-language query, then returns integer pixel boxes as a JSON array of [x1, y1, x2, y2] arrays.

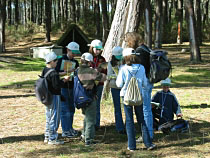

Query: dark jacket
[[42, 67, 64, 95], [152, 90, 181, 125]]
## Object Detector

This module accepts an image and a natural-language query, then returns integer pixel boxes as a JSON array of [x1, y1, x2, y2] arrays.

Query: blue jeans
[[111, 88, 125, 132], [60, 88, 75, 133], [142, 79, 154, 139], [95, 85, 103, 128], [124, 104, 152, 149], [45, 95, 61, 141]]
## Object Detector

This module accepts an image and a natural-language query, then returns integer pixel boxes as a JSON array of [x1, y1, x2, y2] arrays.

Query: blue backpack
[[73, 69, 93, 109]]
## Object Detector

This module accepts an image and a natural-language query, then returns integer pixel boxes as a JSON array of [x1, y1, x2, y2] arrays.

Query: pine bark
[[0, 0, 6, 52]]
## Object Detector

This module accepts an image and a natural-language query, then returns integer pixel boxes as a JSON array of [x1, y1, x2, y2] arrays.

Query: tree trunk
[[70, 0, 76, 23], [0, 0, 6, 53], [101, 0, 109, 44], [45, 0, 52, 42], [194, 0, 202, 45], [162, 0, 168, 43], [102, 0, 142, 61], [15, 0, 19, 27], [184, 0, 201, 62], [94, 0, 100, 38], [8, 0, 12, 25], [203, 0, 209, 27], [110, 0, 117, 23], [154, 0, 163, 48], [177, 0, 183, 44], [76, 0, 80, 22], [144, 0, 152, 48], [30, 0, 34, 22]]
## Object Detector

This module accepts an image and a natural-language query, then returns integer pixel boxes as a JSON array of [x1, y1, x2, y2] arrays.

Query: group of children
[[40, 32, 183, 151]]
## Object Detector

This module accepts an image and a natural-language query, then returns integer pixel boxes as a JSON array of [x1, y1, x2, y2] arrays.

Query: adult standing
[[124, 32, 154, 139], [55, 42, 80, 138]]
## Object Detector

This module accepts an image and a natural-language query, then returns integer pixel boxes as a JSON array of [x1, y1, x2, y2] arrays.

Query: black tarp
[[56, 24, 90, 54]]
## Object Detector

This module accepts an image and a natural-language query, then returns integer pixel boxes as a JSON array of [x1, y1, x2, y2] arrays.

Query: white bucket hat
[[112, 46, 123, 60], [81, 52, 93, 62], [122, 48, 139, 57], [88, 39, 103, 49], [45, 52, 57, 64], [66, 42, 81, 54], [160, 78, 171, 86]]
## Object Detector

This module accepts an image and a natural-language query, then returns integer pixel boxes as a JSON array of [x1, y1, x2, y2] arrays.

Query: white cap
[[88, 39, 103, 49], [122, 48, 139, 57], [66, 42, 81, 54], [81, 52, 93, 62], [45, 52, 57, 64], [160, 78, 171, 86], [112, 46, 123, 60]]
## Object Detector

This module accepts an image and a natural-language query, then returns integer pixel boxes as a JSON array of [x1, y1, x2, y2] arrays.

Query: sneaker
[[85, 141, 97, 147], [127, 147, 136, 152], [70, 128, 79, 136], [147, 144, 156, 150], [136, 136, 143, 143], [44, 137, 49, 143], [62, 132, 76, 138], [80, 134, 85, 142], [48, 139, 64, 145]]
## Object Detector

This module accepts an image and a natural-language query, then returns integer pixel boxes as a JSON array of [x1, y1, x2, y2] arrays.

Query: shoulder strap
[[44, 69, 55, 78], [127, 65, 140, 77]]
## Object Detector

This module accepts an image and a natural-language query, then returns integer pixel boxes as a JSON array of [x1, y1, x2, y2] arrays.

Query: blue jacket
[[152, 90, 181, 125], [116, 64, 148, 97]]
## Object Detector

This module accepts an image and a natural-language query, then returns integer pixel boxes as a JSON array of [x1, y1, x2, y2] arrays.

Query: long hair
[[124, 55, 141, 66], [124, 32, 144, 49]]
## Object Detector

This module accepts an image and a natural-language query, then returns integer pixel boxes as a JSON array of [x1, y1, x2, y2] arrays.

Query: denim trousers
[[82, 99, 97, 143], [142, 79, 154, 139], [45, 95, 61, 141], [95, 85, 103, 128], [111, 88, 125, 132], [60, 88, 75, 133], [123, 104, 152, 149]]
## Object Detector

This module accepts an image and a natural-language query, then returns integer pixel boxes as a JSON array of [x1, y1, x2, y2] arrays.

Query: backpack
[[158, 119, 189, 134], [149, 50, 171, 83], [136, 45, 171, 83], [123, 67, 143, 106], [35, 69, 54, 106], [73, 69, 93, 109]]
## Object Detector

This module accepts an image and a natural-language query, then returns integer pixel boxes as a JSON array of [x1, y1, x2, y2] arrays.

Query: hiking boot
[[136, 136, 143, 143], [48, 139, 64, 145], [44, 136, 49, 143], [147, 144, 156, 150]]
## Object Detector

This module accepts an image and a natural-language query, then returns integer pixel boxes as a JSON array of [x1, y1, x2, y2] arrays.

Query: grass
[[0, 38, 210, 158]]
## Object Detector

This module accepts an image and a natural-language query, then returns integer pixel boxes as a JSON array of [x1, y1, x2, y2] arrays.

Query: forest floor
[[0, 33, 210, 158]]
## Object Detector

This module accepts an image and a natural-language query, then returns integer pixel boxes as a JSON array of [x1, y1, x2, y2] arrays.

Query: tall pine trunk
[[0, 0, 6, 53], [45, 0, 52, 42], [144, 0, 152, 48], [185, 0, 201, 62], [101, 0, 109, 44]]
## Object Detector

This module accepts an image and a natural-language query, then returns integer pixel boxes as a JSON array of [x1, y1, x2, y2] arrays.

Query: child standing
[[88, 39, 107, 130], [55, 42, 80, 138], [43, 52, 70, 145], [107, 46, 125, 134], [152, 78, 183, 129], [77, 53, 106, 146], [116, 48, 156, 151]]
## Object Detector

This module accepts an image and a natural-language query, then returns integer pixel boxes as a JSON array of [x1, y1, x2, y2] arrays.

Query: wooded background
[[0, 0, 210, 62]]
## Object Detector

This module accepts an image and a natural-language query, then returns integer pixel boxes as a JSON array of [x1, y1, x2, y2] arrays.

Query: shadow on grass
[[0, 94, 35, 99], [1, 134, 43, 144], [0, 79, 36, 89]]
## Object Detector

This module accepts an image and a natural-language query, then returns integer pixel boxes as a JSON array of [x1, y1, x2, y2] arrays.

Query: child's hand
[[176, 113, 183, 118], [63, 76, 70, 82]]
